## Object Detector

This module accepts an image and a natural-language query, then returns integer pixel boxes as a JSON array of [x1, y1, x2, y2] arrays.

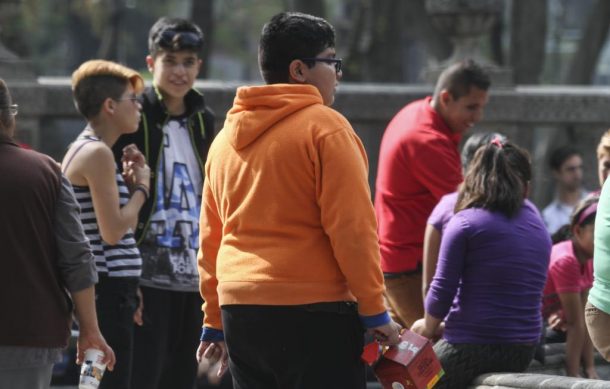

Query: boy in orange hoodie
[[196, 12, 401, 388]]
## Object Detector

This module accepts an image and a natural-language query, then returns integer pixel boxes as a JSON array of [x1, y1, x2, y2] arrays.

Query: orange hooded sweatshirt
[[198, 84, 387, 332]]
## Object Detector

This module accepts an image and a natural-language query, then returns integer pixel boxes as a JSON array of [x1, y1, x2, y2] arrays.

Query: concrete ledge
[[469, 373, 610, 388], [467, 343, 610, 388], [527, 343, 610, 377]]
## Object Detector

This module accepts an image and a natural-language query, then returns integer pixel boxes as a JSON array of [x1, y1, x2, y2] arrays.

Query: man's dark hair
[[148, 17, 204, 57], [259, 12, 335, 84], [456, 139, 531, 218], [549, 145, 581, 171], [433, 59, 491, 100]]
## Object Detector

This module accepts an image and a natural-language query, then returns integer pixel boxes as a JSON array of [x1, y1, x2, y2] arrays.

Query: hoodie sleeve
[[198, 175, 224, 331], [315, 120, 388, 320]]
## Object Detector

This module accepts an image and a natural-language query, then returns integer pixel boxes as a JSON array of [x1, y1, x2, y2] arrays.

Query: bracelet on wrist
[[133, 184, 149, 200]]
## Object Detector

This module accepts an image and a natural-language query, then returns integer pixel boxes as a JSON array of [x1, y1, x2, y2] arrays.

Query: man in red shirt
[[375, 60, 490, 327]]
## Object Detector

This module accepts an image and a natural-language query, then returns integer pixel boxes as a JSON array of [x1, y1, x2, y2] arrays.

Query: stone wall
[[10, 79, 610, 208]]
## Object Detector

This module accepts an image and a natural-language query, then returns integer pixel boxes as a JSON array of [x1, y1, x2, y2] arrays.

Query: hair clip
[[491, 137, 503, 149]]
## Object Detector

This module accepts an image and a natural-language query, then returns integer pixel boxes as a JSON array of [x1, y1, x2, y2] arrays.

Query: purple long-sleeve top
[[425, 201, 551, 344]]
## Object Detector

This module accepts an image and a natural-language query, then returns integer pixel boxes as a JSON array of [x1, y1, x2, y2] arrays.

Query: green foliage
[[211, 0, 283, 79], [1, 0, 196, 76]]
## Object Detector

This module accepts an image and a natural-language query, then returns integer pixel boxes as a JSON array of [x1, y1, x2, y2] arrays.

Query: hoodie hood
[[224, 84, 323, 150]]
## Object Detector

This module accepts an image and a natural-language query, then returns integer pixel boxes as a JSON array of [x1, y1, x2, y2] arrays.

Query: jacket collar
[[143, 84, 205, 118]]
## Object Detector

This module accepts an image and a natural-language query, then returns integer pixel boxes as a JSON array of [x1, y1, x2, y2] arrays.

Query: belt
[[301, 301, 358, 315], [383, 263, 422, 279]]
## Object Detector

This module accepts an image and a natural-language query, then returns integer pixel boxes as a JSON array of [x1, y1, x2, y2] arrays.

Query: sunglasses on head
[[156, 30, 203, 51]]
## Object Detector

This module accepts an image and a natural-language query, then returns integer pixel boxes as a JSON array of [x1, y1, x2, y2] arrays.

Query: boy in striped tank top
[[62, 60, 151, 389]]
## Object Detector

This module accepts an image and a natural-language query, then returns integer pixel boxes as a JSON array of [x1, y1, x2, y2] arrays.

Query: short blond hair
[[597, 130, 610, 160], [71, 60, 144, 119]]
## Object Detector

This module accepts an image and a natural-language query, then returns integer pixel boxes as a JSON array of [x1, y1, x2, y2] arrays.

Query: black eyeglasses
[[300, 57, 343, 73], [116, 94, 139, 104], [156, 30, 203, 51], [0, 104, 18, 116]]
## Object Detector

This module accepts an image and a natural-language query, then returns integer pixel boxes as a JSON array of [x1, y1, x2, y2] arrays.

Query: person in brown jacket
[[0, 79, 115, 389]]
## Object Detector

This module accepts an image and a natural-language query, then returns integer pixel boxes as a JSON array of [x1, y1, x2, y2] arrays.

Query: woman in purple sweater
[[411, 139, 551, 389]]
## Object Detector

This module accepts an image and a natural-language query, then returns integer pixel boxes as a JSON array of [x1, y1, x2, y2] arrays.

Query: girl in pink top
[[542, 195, 598, 378]]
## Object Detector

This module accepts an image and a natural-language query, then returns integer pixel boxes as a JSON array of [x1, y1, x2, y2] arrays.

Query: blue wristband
[[360, 311, 391, 328], [201, 327, 224, 342]]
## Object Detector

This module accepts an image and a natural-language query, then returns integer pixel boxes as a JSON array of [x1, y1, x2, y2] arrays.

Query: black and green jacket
[[112, 85, 215, 243]]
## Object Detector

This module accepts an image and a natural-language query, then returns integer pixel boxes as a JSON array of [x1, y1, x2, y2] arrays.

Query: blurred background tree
[[2, 0, 610, 85]]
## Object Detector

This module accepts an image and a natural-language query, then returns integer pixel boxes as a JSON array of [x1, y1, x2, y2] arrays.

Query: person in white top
[[542, 146, 588, 235]]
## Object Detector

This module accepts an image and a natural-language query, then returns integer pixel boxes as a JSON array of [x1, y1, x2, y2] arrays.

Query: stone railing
[[364, 343, 610, 389], [9, 79, 610, 207]]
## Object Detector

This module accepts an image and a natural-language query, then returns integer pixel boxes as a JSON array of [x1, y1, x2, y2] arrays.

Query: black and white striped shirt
[[72, 169, 142, 278]]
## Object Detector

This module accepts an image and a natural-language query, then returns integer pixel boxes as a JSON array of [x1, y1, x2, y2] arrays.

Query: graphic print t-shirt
[[139, 116, 203, 291]]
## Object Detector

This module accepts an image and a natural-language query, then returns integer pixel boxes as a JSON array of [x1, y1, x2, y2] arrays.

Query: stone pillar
[[423, 0, 513, 86]]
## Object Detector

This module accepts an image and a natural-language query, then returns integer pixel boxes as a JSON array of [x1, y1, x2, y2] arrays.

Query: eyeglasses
[[116, 94, 139, 104], [300, 57, 343, 73], [0, 104, 18, 116], [156, 30, 203, 51]]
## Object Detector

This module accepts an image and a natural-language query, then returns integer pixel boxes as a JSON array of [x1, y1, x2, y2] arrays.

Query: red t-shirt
[[374, 97, 462, 273], [542, 240, 593, 318]]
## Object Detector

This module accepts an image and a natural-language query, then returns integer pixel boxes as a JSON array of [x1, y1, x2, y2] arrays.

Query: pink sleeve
[[550, 256, 583, 294]]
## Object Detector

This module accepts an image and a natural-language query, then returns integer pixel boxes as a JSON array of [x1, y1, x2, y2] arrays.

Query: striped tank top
[[67, 135, 142, 278]]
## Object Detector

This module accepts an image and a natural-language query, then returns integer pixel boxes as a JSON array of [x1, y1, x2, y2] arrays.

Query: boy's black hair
[[433, 59, 491, 101], [549, 145, 581, 171], [259, 12, 335, 84], [148, 17, 204, 57]]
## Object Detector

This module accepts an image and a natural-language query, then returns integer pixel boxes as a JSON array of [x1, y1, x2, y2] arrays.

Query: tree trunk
[[364, 0, 406, 82], [97, 0, 124, 61], [190, 0, 214, 78], [565, 0, 610, 84], [510, 0, 547, 84], [341, 0, 368, 81], [404, 0, 451, 62], [344, 0, 450, 82], [489, 16, 504, 66]]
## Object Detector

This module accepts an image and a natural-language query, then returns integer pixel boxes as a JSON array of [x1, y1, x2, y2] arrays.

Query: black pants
[[131, 287, 203, 389], [433, 340, 536, 389], [222, 303, 366, 389], [95, 276, 139, 389]]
